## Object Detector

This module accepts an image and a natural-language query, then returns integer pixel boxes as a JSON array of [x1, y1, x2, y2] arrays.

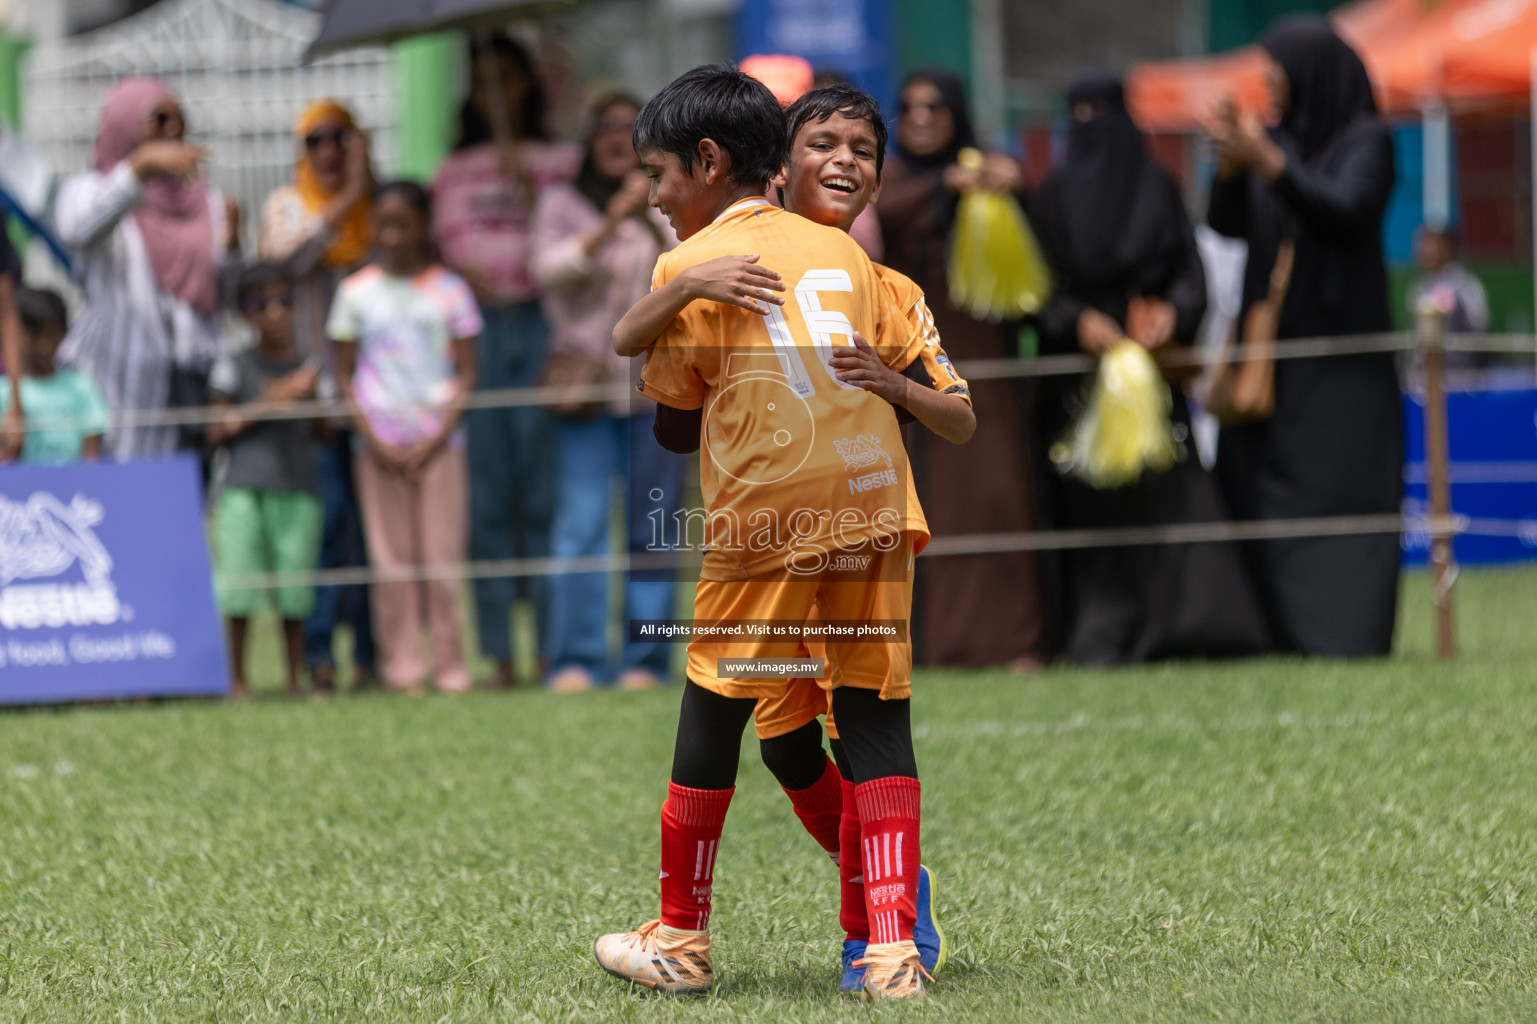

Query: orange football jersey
[[640, 198, 929, 581], [874, 264, 971, 404]]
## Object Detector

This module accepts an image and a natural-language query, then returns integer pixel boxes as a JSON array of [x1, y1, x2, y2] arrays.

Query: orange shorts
[[754, 678, 839, 741], [687, 534, 914, 710]]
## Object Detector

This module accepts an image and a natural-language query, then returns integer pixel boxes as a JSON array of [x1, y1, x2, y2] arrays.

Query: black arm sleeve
[[1271, 124, 1394, 243], [889, 357, 935, 425], [653, 403, 703, 454]]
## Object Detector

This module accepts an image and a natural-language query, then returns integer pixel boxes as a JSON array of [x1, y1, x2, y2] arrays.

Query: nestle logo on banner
[[0, 492, 122, 630]]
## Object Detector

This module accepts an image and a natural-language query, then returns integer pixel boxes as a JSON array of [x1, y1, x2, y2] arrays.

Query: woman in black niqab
[[1046, 73, 1187, 288], [1262, 14, 1378, 162], [1028, 71, 1271, 665], [1206, 15, 1401, 657]]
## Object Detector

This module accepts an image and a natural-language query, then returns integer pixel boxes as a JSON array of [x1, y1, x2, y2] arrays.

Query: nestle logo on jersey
[[835, 434, 892, 472], [848, 468, 898, 494], [835, 435, 896, 494]]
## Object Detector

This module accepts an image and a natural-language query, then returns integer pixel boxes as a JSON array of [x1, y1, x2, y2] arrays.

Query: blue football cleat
[[913, 865, 948, 975], [839, 938, 868, 992], [840, 865, 947, 991]]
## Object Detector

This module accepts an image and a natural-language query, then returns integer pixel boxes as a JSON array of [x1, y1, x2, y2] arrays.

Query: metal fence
[[23, 0, 396, 252]]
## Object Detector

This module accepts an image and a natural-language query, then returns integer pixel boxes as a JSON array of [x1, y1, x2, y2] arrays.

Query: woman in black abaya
[[877, 69, 1051, 670], [1205, 16, 1400, 656], [1030, 73, 1271, 664]]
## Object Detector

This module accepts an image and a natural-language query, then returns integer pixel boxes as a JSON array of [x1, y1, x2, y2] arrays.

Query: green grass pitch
[[3, 566, 1537, 1022]]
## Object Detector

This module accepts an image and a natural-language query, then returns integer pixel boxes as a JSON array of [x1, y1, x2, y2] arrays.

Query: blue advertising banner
[[735, 0, 896, 110], [0, 456, 228, 704], [1402, 386, 1537, 565]]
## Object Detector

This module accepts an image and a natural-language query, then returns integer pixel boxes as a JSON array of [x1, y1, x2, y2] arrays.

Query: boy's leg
[[820, 536, 928, 997], [830, 686, 925, 996], [418, 446, 472, 693], [354, 452, 427, 692], [267, 491, 323, 693], [215, 487, 265, 698], [597, 570, 817, 994], [827, 735, 871, 947], [756, 681, 843, 859], [752, 600, 839, 853], [662, 679, 757, 927], [303, 438, 347, 685], [226, 617, 249, 696], [594, 677, 755, 994], [282, 619, 306, 695]]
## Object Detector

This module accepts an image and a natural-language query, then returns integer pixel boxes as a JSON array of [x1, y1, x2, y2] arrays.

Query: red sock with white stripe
[[855, 776, 921, 946], [659, 782, 733, 932], [782, 755, 843, 859], [838, 777, 869, 941]]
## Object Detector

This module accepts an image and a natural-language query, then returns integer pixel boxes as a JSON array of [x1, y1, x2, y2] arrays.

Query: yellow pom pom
[[947, 165, 1050, 321], [1051, 341, 1184, 489]]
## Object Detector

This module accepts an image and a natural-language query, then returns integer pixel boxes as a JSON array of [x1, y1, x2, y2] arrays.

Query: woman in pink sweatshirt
[[531, 93, 679, 692]]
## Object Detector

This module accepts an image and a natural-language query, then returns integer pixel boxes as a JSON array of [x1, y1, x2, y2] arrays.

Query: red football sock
[[838, 777, 869, 941], [782, 755, 843, 859], [856, 776, 921, 946], [659, 782, 734, 931]]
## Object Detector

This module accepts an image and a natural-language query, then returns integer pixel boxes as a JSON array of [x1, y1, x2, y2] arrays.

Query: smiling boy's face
[[640, 146, 717, 240], [775, 113, 881, 234]]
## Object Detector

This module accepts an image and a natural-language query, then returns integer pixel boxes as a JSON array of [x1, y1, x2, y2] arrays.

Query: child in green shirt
[[0, 288, 108, 464]]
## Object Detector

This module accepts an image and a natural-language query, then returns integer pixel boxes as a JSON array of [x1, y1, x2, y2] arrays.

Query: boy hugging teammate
[[595, 66, 972, 1001]]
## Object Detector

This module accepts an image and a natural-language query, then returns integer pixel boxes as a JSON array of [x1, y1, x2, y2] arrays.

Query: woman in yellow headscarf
[[261, 99, 374, 279], [257, 98, 378, 695]]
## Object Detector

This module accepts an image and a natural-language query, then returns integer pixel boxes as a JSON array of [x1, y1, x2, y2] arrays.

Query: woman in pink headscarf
[[55, 76, 241, 459]]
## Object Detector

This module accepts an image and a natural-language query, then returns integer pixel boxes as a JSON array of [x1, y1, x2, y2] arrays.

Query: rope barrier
[[2, 331, 1533, 434], [7, 323, 1532, 628], [210, 511, 1524, 592]]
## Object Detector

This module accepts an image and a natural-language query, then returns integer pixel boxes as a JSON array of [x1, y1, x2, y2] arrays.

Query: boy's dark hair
[[633, 64, 786, 191], [375, 179, 432, 224], [785, 83, 888, 174], [235, 262, 291, 308], [456, 33, 547, 147], [16, 287, 67, 336]]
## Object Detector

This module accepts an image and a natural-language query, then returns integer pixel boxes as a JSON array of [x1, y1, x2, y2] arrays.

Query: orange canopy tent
[[1127, 0, 1537, 332], [1430, 0, 1537, 104], [1126, 0, 1537, 130]]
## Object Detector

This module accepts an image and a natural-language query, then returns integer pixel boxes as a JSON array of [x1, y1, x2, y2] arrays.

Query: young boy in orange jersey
[[612, 83, 973, 991], [593, 66, 942, 1000]]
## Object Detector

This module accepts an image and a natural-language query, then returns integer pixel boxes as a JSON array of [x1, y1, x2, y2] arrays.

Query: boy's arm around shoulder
[[613, 251, 785, 356]]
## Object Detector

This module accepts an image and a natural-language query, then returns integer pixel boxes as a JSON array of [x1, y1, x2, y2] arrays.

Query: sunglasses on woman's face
[[151, 108, 185, 131], [304, 128, 349, 151]]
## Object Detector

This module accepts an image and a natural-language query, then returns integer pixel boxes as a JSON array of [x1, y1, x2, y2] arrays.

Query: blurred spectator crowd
[[0, 19, 1485, 695]]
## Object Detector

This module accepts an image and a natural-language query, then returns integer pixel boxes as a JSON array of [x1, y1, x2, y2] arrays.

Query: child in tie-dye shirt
[[329, 181, 481, 694]]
